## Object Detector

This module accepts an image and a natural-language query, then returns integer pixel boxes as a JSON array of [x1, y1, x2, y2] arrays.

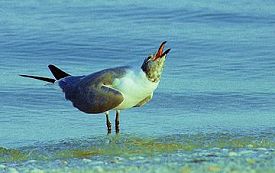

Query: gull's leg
[[115, 110, 120, 134], [105, 111, 111, 134]]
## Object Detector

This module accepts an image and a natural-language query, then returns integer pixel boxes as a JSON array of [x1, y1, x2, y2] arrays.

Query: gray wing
[[67, 67, 128, 114], [76, 85, 124, 114]]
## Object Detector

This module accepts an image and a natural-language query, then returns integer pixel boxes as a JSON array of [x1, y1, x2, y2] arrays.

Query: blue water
[[0, 0, 275, 172]]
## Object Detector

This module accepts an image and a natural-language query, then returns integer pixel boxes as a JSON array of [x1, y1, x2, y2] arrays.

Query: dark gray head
[[141, 41, 171, 82]]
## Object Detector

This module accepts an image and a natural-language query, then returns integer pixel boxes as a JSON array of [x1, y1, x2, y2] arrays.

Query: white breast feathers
[[113, 69, 159, 110]]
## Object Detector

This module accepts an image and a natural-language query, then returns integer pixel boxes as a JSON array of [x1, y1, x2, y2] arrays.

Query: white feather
[[113, 68, 159, 110]]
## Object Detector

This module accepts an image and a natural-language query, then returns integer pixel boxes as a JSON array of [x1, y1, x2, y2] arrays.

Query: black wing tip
[[19, 74, 55, 83], [19, 74, 33, 78], [47, 64, 71, 80], [48, 64, 55, 69], [48, 64, 57, 72]]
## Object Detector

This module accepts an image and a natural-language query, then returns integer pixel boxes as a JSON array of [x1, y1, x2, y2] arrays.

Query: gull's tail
[[19, 64, 71, 83]]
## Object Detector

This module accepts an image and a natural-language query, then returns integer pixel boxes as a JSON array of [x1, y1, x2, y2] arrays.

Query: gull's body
[[20, 42, 171, 134], [58, 66, 158, 114]]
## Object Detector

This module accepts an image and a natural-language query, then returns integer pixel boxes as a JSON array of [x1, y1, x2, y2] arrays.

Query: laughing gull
[[20, 41, 171, 134]]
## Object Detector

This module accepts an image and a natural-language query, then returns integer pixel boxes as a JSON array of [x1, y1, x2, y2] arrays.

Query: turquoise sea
[[0, 1, 274, 172]]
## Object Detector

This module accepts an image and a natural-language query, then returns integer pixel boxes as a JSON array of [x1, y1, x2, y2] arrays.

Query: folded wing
[[64, 67, 127, 114]]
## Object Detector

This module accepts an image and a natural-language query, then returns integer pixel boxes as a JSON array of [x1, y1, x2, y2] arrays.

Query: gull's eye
[[146, 56, 153, 62]]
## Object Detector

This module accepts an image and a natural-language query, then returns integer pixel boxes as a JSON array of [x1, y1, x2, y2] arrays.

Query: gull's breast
[[113, 69, 158, 110]]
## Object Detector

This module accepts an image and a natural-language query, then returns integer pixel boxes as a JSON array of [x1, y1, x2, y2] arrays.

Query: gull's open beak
[[153, 41, 171, 61]]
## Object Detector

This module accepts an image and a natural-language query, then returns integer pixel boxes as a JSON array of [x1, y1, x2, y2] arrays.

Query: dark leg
[[105, 111, 111, 134], [115, 110, 120, 134]]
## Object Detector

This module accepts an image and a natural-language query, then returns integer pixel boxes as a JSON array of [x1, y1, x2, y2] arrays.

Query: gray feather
[[59, 66, 129, 114]]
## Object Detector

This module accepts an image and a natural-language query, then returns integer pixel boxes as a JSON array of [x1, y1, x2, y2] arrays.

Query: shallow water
[[0, 0, 275, 172], [1, 132, 275, 172]]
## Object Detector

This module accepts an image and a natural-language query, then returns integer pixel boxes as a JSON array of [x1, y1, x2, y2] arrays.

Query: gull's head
[[141, 41, 171, 83]]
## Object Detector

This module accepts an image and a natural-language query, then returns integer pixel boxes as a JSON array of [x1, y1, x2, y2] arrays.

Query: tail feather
[[19, 74, 55, 83], [48, 64, 70, 80]]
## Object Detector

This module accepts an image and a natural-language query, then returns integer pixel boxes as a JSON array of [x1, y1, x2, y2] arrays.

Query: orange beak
[[153, 41, 171, 61]]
